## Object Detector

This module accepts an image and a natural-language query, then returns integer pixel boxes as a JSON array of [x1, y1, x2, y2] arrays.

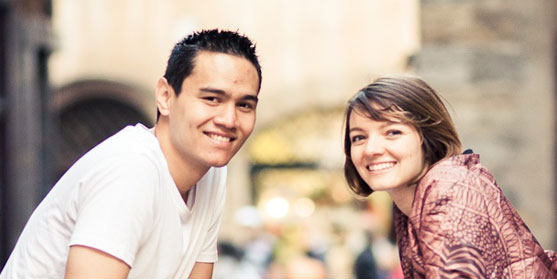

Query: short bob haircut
[[343, 76, 462, 197]]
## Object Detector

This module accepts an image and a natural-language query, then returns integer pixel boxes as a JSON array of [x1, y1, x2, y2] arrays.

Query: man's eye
[[203, 96, 219, 103], [238, 102, 254, 110]]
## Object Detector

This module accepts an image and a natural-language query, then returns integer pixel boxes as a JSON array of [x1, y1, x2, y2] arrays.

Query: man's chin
[[211, 162, 228, 168], [208, 157, 233, 168], [206, 151, 239, 167]]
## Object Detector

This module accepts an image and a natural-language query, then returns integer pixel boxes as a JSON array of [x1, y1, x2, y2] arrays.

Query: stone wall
[[414, 0, 557, 248], [0, 0, 54, 265]]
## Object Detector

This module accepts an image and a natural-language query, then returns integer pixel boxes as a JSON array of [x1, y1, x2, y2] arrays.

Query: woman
[[343, 76, 556, 278]]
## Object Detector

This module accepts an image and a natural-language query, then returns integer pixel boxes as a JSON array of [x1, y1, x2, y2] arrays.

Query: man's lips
[[204, 132, 236, 143]]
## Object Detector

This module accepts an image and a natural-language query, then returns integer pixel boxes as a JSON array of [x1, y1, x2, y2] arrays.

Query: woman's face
[[349, 109, 426, 193]]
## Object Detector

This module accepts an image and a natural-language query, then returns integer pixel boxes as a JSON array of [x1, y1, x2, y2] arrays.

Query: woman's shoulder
[[422, 153, 494, 184], [417, 153, 500, 204], [427, 153, 480, 176]]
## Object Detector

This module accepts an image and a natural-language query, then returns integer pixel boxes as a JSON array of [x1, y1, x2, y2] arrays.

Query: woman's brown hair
[[343, 76, 462, 197]]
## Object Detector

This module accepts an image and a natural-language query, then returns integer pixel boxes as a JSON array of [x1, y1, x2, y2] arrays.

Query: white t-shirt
[[0, 123, 227, 278]]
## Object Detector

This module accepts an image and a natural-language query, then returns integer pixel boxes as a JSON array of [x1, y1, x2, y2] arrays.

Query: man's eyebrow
[[200, 87, 226, 95], [200, 87, 259, 103]]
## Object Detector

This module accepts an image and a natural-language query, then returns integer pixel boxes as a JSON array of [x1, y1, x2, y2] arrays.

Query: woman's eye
[[351, 135, 364, 143], [386, 130, 402, 136]]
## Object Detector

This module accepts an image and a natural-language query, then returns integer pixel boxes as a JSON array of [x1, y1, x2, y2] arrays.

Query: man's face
[[166, 51, 259, 169]]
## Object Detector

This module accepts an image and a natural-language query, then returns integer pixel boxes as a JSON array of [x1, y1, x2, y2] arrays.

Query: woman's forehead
[[351, 104, 406, 123]]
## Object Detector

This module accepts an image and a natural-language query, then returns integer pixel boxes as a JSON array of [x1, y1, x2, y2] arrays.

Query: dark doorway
[[55, 98, 153, 181]]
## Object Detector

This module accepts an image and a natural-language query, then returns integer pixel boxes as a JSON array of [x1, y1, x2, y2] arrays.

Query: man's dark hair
[[158, 29, 262, 120]]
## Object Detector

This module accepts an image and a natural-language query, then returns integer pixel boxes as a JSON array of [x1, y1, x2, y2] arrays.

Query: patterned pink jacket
[[394, 153, 557, 278]]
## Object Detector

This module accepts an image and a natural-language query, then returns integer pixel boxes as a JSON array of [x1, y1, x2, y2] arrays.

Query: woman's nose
[[363, 137, 385, 156]]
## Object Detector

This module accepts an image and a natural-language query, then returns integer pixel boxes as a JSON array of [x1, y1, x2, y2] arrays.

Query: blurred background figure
[[354, 233, 380, 279], [214, 206, 276, 278], [285, 255, 327, 279], [2, 0, 556, 277]]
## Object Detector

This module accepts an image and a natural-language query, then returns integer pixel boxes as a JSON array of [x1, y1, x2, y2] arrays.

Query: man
[[0, 29, 262, 278]]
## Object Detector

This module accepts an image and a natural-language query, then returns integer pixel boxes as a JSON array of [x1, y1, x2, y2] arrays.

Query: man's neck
[[154, 121, 209, 197]]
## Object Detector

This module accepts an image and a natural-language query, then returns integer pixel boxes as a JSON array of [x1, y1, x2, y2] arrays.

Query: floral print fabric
[[394, 153, 557, 278]]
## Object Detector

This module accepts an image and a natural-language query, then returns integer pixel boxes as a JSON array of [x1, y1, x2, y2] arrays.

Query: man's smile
[[204, 132, 236, 143]]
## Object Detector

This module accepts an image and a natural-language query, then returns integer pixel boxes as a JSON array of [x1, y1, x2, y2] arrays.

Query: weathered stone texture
[[416, 0, 556, 248]]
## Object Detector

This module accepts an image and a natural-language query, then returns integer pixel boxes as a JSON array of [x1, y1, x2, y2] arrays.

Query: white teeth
[[208, 133, 231, 143], [367, 162, 395, 171]]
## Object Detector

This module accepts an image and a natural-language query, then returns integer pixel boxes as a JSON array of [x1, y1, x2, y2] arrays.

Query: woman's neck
[[388, 184, 417, 216]]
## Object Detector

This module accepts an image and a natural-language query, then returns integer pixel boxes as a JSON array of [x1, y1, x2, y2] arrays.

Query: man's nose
[[214, 104, 239, 129]]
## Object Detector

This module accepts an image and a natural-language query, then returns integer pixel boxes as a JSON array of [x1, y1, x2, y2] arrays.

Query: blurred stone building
[[1, 0, 556, 276], [0, 0, 53, 264], [414, 0, 557, 248]]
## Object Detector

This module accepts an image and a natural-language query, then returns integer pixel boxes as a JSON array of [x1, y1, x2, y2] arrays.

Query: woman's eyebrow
[[382, 121, 399, 127]]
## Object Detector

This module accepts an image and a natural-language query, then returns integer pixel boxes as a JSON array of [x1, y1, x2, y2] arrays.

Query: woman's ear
[[417, 127, 425, 145], [156, 77, 173, 117]]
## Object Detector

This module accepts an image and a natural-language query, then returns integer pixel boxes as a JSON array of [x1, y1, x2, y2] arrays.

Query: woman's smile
[[366, 161, 397, 172], [349, 110, 425, 192]]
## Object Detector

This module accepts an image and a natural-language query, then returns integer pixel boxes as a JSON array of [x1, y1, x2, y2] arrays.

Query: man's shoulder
[[103, 123, 158, 151], [81, 124, 163, 166], [59, 125, 167, 195]]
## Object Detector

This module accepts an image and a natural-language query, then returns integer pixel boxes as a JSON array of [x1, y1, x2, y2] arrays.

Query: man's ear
[[156, 77, 173, 117]]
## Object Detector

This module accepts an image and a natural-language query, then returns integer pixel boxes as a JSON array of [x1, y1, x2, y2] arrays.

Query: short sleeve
[[69, 154, 160, 267], [195, 168, 227, 263], [195, 211, 223, 263]]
